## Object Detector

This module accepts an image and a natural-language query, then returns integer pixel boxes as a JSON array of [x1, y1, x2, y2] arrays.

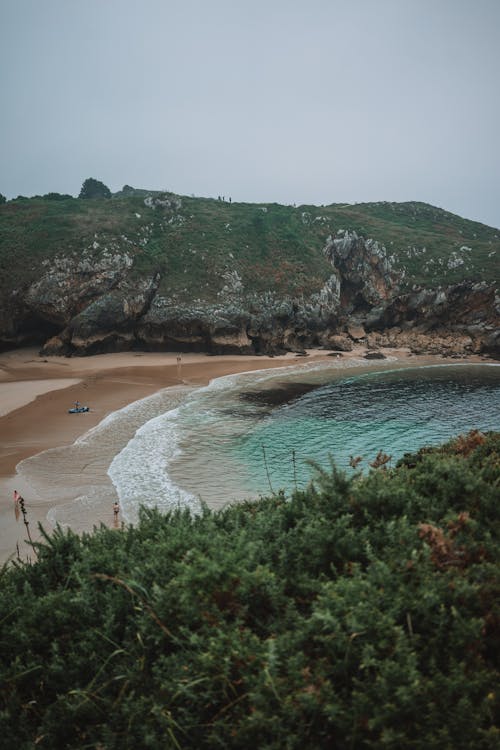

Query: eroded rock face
[[365, 329, 478, 357], [366, 281, 498, 331], [38, 273, 159, 355], [134, 297, 315, 356], [324, 334, 353, 352], [323, 231, 400, 312], [25, 251, 135, 325], [0, 226, 498, 358]]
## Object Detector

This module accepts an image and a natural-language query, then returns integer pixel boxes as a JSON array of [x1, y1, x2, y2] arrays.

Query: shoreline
[[0, 346, 490, 564], [0, 348, 337, 563]]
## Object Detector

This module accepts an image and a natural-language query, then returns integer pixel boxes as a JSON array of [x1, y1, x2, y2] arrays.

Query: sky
[[1, 0, 499, 228]]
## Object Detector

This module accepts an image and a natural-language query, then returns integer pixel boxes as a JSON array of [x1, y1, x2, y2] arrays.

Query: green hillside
[[1, 431, 499, 748], [0, 192, 498, 303]]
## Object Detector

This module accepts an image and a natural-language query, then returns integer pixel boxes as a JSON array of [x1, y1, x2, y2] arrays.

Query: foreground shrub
[[0, 432, 499, 748]]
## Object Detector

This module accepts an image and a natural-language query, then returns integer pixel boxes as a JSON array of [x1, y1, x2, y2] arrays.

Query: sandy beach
[[0, 347, 334, 563], [0, 345, 489, 565]]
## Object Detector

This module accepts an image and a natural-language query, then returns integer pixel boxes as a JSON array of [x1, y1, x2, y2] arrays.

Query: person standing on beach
[[13, 489, 20, 521], [113, 501, 120, 526]]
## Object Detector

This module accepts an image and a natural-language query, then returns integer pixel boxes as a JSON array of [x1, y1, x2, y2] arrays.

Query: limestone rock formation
[[324, 334, 353, 352], [323, 231, 400, 312]]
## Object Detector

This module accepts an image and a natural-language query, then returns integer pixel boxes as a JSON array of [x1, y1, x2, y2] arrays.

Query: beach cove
[[0, 346, 494, 564]]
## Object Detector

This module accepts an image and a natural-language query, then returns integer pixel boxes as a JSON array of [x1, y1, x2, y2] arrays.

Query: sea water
[[108, 361, 500, 522], [16, 359, 500, 529]]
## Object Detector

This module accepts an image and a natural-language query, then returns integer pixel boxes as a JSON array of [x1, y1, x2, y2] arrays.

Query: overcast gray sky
[[1, 0, 499, 227]]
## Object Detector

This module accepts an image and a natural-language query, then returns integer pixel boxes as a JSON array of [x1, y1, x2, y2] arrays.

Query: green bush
[[0, 432, 498, 748]]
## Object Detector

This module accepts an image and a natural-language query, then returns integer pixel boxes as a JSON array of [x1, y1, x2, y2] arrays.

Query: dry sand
[[0, 345, 486, 565]]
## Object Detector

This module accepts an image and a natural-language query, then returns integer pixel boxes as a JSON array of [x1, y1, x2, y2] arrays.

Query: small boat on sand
[[68, 402, 89, 414]]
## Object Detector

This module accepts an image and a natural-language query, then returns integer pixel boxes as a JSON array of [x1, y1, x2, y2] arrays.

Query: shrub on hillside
[[0, 432, 499, 749]]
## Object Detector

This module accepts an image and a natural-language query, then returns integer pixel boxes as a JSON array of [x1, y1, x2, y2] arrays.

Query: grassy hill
[[0, 193, 498, 304], [1, 431, 499, 748]]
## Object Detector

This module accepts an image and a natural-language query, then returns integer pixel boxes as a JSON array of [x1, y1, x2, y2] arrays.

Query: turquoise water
[[107, 361, 500, 518], [228, 365, 500, 496]]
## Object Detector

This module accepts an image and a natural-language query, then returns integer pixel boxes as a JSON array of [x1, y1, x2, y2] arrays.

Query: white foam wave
[[73, 384, 192, 446], [107, 406, 201, 522]]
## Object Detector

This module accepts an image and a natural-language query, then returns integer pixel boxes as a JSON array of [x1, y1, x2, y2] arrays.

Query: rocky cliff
[[0, 193, 498, 357]]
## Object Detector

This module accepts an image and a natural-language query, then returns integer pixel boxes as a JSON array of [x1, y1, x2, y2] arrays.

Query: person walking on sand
[[113, 501, 120, 524]]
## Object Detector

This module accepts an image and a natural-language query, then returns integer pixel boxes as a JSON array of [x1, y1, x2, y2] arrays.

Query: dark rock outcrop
[[323, 334, 353, 352]]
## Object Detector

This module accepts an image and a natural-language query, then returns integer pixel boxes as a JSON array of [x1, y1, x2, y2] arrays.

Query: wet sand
[[0, 346, 486, 564]]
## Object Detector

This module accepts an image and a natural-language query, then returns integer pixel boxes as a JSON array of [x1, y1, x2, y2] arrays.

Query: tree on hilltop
[[0, 193, 6, 205], [79, 178, 111, 199]]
